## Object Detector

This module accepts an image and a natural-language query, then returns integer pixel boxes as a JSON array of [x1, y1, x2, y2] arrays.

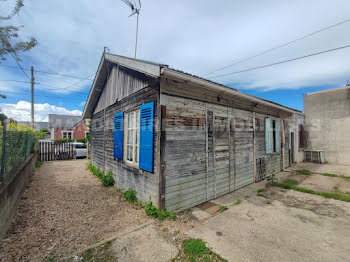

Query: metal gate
[[38, 141, 73, 161]]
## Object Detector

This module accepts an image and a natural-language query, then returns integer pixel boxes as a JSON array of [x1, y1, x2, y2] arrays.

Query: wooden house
[[83, 53, 301, 211]]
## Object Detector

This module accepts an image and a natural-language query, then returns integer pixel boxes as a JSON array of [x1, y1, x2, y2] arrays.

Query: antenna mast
[[121, 0, 141, 58]]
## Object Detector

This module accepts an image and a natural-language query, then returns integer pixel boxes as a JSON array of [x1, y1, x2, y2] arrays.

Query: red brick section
[[73, 120, 88, 139], [53, 120, 88, 139]]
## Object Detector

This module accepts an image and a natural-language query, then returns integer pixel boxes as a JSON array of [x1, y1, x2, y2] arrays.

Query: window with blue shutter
[[139, 102, 154, 172], [265, 118, 272, 154], [114, 112, 124, 160]]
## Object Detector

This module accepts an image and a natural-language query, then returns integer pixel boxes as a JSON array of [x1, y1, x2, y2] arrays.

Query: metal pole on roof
[[31, 66, 35, 128], [121, 0, 141, 58]]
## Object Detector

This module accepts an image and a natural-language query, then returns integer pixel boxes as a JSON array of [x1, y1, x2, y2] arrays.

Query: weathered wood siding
[[91, 85, 160, 207], [94, 65, 151, 114], [161, 94, 256, 211]]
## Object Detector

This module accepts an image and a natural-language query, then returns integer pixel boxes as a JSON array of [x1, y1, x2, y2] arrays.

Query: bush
[[77, 137, 87, 144], [54, 138, 72, 143], [102, 171, 115, 187], [144, 198, 176, 221], [86, 161, 115, 187], [123, 189, 138, 203], [266, 172, 278, 185]]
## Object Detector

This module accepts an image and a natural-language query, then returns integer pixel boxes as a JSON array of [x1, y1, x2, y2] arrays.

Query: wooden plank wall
[[162, 94, 256, 211], [234, 109, 255, 189], [94, 65, 151, 114], [91, 85, 160, 207]]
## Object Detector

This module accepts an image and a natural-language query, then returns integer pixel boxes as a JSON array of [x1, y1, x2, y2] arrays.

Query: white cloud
[[80, 101, 86, 107], [0, 101, 82, 122], [0, 0, 350, 96]]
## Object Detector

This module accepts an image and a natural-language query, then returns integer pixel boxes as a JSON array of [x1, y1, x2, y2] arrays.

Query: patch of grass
[[219, 205, 228, 213], [297, 169, 313, 176], [179, 238, 228, 262], [43, 256, 57, 262], [183, 239, 209, 257], [21, 196, 28, 200], [234, 199, 241, 205], [79, 241, 115, 262], [144, 198, 176, 221], [102, 170, 115, 187], [257, 188, 267, 193], [272, 179, 350, 202], [322, 173, 338, 177], [35, 161, 43, 169], [162, 228, 169, 232]]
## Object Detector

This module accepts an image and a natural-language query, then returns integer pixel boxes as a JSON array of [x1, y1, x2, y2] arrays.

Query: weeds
[[123, 189, 138, 204], [183, 239, 209, 257], [272, 179, 350, 202], [234, 199, 241, 205], [219, 205, 228, 213], [179, 238, 228, 262], [257, 188, 267, 197], [266, 172, 278, 185], [79, 240, 114, 262], [86, 161, 115, 187], [297, 169, 313, 176], [144, 198, 176, 221], [322, 173, 338, 177], [35, 161, 43, 169]]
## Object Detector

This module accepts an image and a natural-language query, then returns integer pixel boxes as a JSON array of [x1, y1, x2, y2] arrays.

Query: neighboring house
[[304, 85, 350, 165], [83, 53, 302, 211], [18, 121, 49, 131], [48, 114, 90, 140]]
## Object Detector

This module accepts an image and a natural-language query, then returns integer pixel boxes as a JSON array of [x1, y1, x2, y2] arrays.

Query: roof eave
[[162, 68, 298, 116]]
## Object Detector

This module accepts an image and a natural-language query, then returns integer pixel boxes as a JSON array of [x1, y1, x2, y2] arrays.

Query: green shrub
[[144, 199, 176, 221], [183, 239, 209, 257], [86, 161, 114, 187], [54, 138, 72, 143], [123, 189, 138, 203], [102, 171, 115, 187], [77, 137, 87, 144]]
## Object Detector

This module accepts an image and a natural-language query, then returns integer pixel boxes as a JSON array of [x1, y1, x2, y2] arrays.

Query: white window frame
[[62, 131, 73, 139], [124, 109, 140, 166], [84, 131, 90, 138]]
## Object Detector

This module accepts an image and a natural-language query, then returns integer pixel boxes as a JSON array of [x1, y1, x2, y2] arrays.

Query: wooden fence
[[38, 141, 73, 161]]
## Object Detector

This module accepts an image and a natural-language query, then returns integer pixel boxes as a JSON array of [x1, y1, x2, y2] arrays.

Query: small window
[[85, 131, 90, 138], [62, 131, 73, 139], [272, 120, 276, 152], [125, 109, 140, 165]]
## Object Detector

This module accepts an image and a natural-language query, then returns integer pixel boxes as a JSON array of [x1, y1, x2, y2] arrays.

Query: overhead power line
[[203, 18, 350, 76], [0, 90, 86, 101], [10, 53, 30, 80], [209, 43, 350, 79], [0, 64, 94, 80]]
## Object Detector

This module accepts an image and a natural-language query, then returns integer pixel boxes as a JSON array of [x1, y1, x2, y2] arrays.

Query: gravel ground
[[0, 159, 150, 261]]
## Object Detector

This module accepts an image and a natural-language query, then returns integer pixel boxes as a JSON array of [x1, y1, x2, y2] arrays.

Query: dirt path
[[0, 160, 150, 261]]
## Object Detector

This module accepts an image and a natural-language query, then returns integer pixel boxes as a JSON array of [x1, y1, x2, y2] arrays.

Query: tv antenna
[[121, 0, 141, 58]]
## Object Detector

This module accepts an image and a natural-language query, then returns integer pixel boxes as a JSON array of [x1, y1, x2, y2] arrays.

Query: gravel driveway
[[0, 159, 149, 261]]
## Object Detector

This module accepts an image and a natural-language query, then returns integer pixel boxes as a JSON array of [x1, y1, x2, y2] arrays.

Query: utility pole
[[31, 66, 34, 128], [134, 11, 139, 58]]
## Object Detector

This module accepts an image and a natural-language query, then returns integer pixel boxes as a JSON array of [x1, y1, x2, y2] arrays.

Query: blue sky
[[1, 0, 350, 121]]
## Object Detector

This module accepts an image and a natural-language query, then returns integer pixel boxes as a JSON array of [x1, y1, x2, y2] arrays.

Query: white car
[[72, 142, 87, 158]]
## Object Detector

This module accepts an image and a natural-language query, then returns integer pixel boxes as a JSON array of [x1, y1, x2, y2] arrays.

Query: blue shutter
[[114, 112, 124, 160], [275, 120, 280, 153], [265, 118, 272, 154], [139, 102, 154, 172]]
